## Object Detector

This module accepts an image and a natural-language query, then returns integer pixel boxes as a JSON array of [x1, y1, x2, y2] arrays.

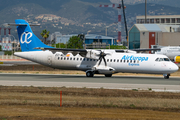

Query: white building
[[136, 15, 180, 25], [128, 24, 180, 49]]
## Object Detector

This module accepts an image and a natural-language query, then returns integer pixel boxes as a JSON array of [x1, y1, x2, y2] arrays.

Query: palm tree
[[40, 29, 50, 44]]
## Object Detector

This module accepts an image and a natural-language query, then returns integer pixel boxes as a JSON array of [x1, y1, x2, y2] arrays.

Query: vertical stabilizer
[[15, 19, 52, 52]]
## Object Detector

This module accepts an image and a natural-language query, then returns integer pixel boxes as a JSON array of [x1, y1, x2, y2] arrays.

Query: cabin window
[[90, 59, 92, 61], [77, 58, 79, 61], [67, 58, 69, 60], [134, 60, 136, 63], [83, 58, 85, 61], [114, 59, 116, 62], [110, 59, 112, 62], [94, 59, 96, 61], [58, 57, 60, 60], [70, 57, 72, 60], [87, 58, 89, 61], [73, 58, 75, 60], [64, 57, 66, 60], [127, 60, 129, 63], [61, 57, 63, 60], [124, 60, 126, 63], [117, 59, 119, 62], [107, 59, 109, 62], [80, 58, 82, 61], [120, 60, 122, 62], [130, 60, 132, 63]]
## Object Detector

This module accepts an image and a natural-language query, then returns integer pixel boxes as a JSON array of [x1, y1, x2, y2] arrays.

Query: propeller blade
[[98, 57, 103, 66], [102, 57, 107, 66], [96, 50, 110, 67]]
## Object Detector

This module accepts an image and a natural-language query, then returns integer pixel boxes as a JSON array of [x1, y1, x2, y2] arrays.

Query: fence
[[85, 43, 110, 49]]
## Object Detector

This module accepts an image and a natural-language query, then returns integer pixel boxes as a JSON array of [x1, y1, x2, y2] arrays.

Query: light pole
[[105, 26, 109, 36], [145, 0, 147, 23]]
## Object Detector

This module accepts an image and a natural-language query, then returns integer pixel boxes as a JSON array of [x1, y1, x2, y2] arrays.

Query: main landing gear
[[105, 74, 112, 77], [163, 74, 170, 79], [86, 71, 113, 77], [86, 71, 94, 77]]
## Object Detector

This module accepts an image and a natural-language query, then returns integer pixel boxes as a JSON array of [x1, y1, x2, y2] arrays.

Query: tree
[[67, 36, 83, 49], [56, 43, 66, 48], [40, 29, 50, 44], [110, 45, 126, 49]]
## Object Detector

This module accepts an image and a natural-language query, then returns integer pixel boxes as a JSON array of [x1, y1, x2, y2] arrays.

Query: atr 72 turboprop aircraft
[[10, 19, 179, 79]]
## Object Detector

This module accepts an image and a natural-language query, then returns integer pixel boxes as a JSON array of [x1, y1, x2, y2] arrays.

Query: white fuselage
[[14, 50, 179, 75]]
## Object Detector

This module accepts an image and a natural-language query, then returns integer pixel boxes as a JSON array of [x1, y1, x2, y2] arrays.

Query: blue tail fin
[[15, 19, 52, 52]]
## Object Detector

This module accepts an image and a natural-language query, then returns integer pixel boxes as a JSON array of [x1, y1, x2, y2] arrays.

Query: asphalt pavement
[[0, 73, 180, 92]]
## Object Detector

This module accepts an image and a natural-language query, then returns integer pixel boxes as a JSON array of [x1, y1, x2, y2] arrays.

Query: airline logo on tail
[[20, 32, 32, 44]]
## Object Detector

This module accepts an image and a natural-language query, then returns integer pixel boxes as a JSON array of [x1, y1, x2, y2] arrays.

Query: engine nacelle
[[174, 56, 180, 63], [95, 66, 115, 74]]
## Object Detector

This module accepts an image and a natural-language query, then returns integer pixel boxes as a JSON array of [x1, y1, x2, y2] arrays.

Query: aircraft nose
[[170, 63, 179, 72]]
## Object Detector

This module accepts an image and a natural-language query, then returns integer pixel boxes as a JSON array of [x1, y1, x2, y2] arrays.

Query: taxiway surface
[[0, 74, 180, 92]]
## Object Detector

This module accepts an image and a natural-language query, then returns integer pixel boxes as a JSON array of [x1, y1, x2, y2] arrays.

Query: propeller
[[97, 51, 109, 66]]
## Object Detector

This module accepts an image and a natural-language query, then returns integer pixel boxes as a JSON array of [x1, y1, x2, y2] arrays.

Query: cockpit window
[[156, 57, 170, 62], [159, 58, 163, 61], [155, 58, 159, 61], [163, 58, 170, 61]]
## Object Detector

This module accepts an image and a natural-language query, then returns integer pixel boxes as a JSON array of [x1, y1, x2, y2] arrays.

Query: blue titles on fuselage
[[121, 55, 149, 66], [121, 55, 148, 62]]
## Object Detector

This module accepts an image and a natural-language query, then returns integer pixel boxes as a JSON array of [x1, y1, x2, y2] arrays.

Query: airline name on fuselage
[[121, 55, 149, 62]]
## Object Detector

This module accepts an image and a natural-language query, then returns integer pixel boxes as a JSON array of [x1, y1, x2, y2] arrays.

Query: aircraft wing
[[132, 48, 161, 53], [36, 47, 87, 55], [35, 47, 102, 59], [116, 48, 161, 53], [115, 49, 137, 53], [36, 47, 161, 57]]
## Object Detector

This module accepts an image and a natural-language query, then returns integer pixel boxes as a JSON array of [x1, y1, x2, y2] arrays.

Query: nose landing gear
[[163, 74, 170, 79]]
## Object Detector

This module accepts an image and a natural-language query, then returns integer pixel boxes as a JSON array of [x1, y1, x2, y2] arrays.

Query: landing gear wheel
[[86, 71, 94, 77], [164, 75, 169, 79], [105, 74, 112, 77], [164, 74, 170, 79]]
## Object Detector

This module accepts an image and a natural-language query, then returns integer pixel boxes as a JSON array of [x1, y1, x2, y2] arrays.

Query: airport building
[[128, 15, 180, 49], [136, 15, 180, 25], [50, 32, 117, 46], [128, 24, 180, 49]]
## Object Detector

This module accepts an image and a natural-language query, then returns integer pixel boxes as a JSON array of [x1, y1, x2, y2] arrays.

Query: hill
[[0, 0, 180, 39]]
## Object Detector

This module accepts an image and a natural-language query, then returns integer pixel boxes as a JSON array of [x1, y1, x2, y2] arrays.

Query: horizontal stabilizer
[[7, 23, 40, 26]]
